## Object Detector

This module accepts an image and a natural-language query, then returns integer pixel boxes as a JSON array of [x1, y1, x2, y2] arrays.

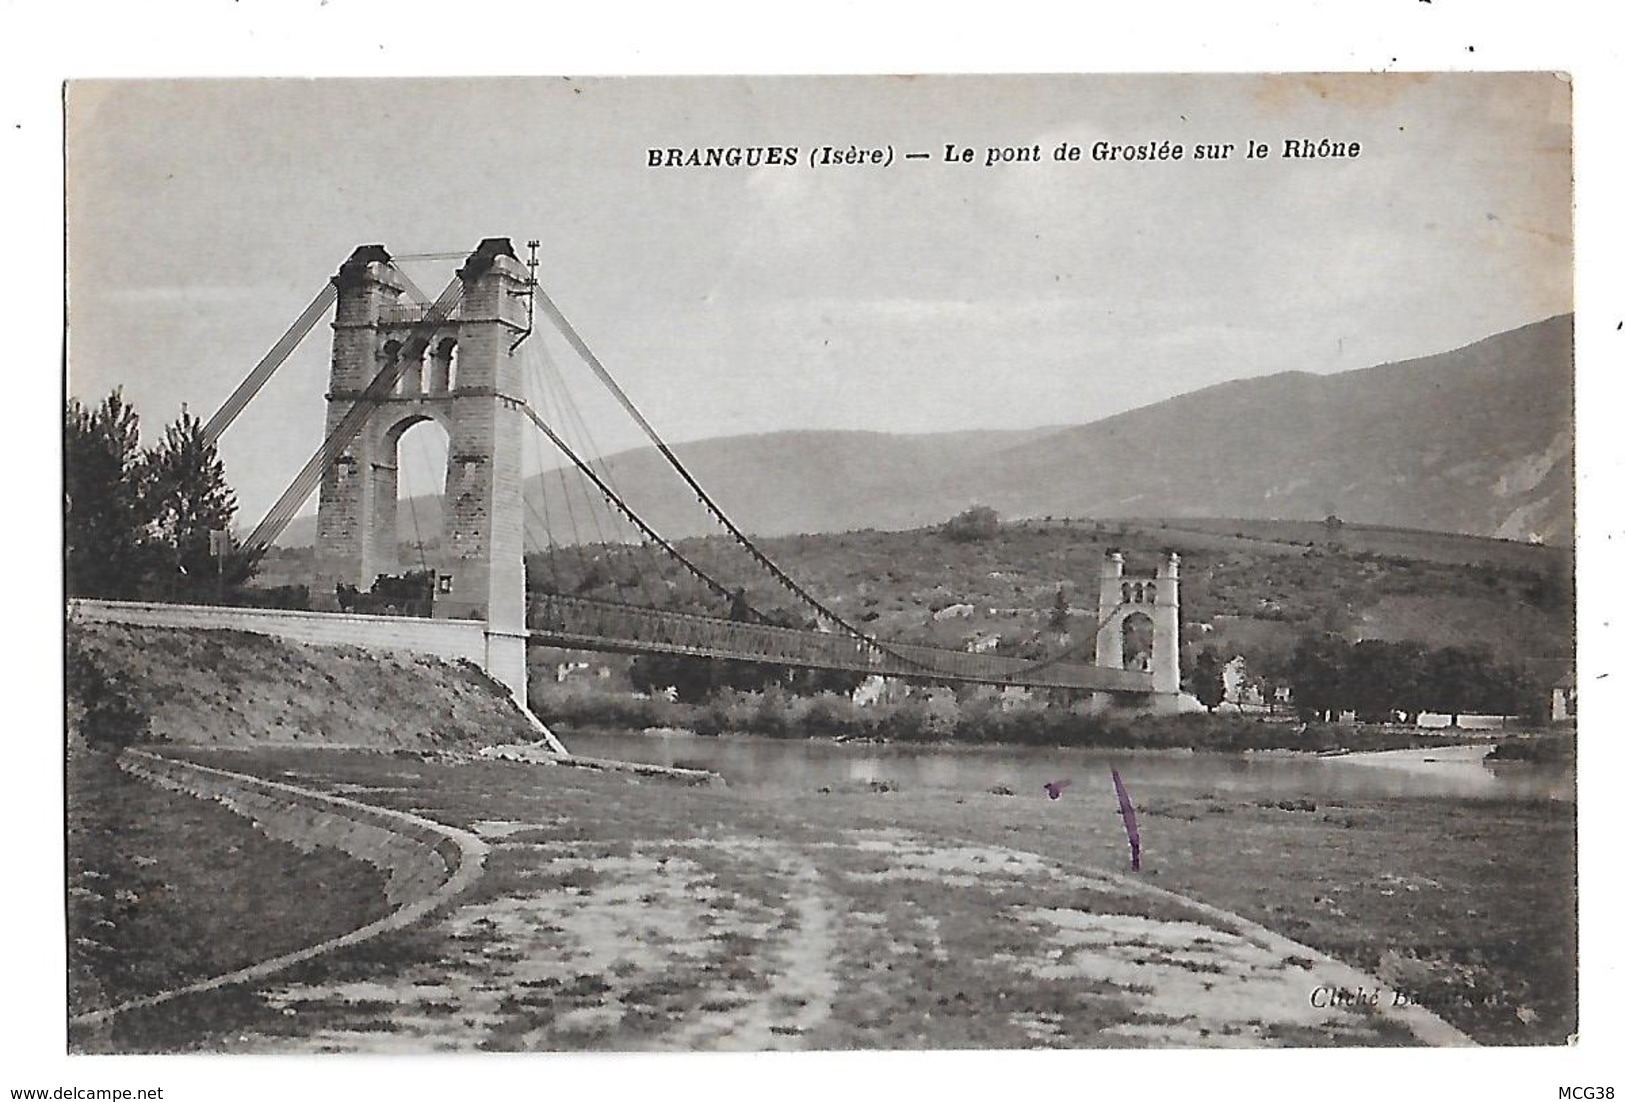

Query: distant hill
[[281, 427, 1062, 547], [967, 314, 1572, 543], [278, 314, 1573, 547]]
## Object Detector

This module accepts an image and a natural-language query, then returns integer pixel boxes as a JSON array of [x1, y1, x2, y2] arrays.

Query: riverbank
[[84, 745, 1573, 1051], [544, 701, 1499, 754]]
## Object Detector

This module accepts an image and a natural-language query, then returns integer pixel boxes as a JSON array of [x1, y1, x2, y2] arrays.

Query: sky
[[65, 73, 1572, 523]]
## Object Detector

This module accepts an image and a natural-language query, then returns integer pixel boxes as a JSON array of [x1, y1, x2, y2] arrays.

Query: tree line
[[65, 390, 252, 602], [1189, 633, 1548, 724]]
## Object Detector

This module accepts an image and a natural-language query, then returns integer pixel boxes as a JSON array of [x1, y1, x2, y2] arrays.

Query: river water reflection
[[564, 730, 1575, 803]]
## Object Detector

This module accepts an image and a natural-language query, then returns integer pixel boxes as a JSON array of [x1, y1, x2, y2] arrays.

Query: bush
[[233, 584, 312, 610], [65, 639, 153, 751], [801, 693, 864, 738], [1486, 736, 1575, 764], [538, 678, 1481, 752], [752, 687, 792, 738]]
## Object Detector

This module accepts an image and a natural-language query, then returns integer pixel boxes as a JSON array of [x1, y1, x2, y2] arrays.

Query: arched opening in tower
[[392, 341, 427, 397], [430, 337, 459, 393], [1122, 611, 1154, 672], [391, 416, 451, 573]]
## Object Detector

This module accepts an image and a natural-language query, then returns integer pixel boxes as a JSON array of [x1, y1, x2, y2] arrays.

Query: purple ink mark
[[1043, 778, 1073, 800], [1110, 768, 1141, 871]]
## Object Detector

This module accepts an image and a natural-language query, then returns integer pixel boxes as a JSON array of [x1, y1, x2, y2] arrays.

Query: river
[[562, 730, 1575, 803]]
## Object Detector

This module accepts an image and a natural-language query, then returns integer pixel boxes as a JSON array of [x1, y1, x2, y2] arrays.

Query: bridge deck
[[526, 594, 1155, 693]]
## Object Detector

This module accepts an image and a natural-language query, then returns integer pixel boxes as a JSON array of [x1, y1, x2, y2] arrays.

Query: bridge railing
[[526, 594, 1154, 692], [875, 638, 1153, 692]]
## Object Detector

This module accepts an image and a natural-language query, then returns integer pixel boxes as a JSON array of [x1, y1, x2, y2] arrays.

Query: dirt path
[[201, 816, 1464, 1051], [663, 843, 838, 1050]]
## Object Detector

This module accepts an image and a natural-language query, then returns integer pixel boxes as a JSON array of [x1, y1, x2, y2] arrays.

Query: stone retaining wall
[[71, 750, 489, 1027], [120, 752, 463, 907]]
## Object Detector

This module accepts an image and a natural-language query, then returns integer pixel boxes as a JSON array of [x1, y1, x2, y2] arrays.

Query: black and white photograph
[[13, 7, 1622, 1097]]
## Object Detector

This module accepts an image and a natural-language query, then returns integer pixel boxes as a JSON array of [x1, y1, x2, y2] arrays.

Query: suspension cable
[[525, 350, 599, 586], [528, 290, 1056, 682], [528, 337, 646, 585], [1013, 600, 1131, 676], [523, 331, 767, 619], [534, 337, 668, 610], [523, 421, 579, 600], [203, 282, 338, 444], [516, 403, 745, 608], [532, 285, 950, 670], [390, 251, 472, 262]]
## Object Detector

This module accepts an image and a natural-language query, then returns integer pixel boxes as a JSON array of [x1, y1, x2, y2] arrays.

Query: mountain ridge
[[275, 313, 1573, 548]]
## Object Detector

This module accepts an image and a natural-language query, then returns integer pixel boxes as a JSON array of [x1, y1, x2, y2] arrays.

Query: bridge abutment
[[483, 625, 532, 710]]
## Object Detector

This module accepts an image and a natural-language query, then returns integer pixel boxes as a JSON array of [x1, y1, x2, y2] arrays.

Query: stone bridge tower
[[1095, 550, 1181, 713], [313, 239, 531, 704]]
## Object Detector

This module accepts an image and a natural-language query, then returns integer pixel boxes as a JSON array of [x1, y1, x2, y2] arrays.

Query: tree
[[65, 393, 252, 601], [1191, 648, 1227, 712], [1242, 640, 1293, 716], [64, 390, 156, 598], [1496, 663, 1547, 720], [65, 636, 151, 750], [1345, 639, 1430, 723], [143, 408, 247, 600], [1421, 645, 1497, 726], [1048, 585, 1071, 633], [1419, 646, 1465, 726], [1323, 513, 1345, 551], [1287, 632, 1354, 722], [628, 652, 717, 703], [781, 664, 867, 698], [943, 505, 1000, 543]]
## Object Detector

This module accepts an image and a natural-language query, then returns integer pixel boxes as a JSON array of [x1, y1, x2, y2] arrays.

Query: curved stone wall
[[71, 751, 489, 1027]]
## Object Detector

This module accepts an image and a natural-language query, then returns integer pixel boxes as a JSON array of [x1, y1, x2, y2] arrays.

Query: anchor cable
[[203, 282, 339, 444]]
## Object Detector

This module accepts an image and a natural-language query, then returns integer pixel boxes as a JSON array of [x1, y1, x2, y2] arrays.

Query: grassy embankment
[[71, 621, 538, 749]]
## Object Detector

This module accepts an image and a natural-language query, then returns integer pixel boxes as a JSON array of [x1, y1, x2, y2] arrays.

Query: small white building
[[1551, 670, 1577, 723]]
